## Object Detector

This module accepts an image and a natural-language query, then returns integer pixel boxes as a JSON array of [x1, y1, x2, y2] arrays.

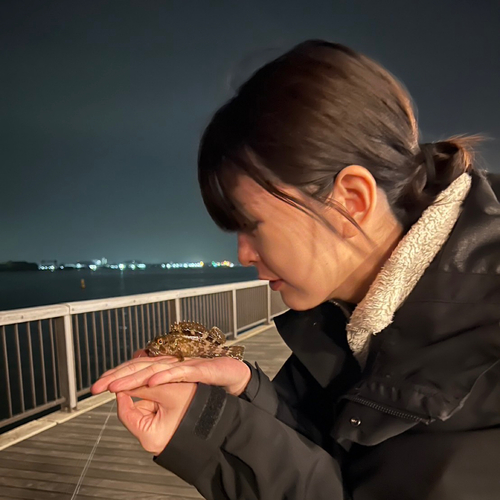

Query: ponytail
[[397, 135, 483, 229]]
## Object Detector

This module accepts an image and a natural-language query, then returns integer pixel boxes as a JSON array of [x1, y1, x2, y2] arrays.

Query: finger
[[99, 355, 179, 378], [148, 364, 206, 386], [135, 399, 158, 413], [122, 385, 173, 403], [93, 358, 178, 393], [92, 363, 154, 394], [133, 349, 149, 359], [107, 363, 178, 392], [92, 365, 151, 394]]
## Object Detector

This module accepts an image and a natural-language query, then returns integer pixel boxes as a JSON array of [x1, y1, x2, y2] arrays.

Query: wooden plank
[[8, 444, 164, 468], [0, 467, 201, 498], [29, 433, 145, 449], [0, 459, 195, 491], [46, 424, 129, 437], [0, 477, 202, 500], [0, 419, 57, 452], [0, 485, 72, 500], [6, 441, 163, 462], [61, 421, 127, 432], [40, 432, 135, 443], [0, 451, 189, 482], [0, 476, 200, 500]]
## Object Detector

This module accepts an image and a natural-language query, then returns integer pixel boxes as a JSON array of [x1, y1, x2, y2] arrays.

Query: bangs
[[199, 162, 250, 233], [199, 146, 333, 234], [198, 146, 285, 233]]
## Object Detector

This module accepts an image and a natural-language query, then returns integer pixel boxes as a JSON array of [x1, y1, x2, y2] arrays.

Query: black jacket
[[154, 171, 500, 500]]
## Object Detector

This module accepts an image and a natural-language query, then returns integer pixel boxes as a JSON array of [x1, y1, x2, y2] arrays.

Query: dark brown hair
[[198, 40, 480, 234]]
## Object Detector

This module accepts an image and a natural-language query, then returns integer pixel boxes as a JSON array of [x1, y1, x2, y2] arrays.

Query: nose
[[237, 233, 259, 267]]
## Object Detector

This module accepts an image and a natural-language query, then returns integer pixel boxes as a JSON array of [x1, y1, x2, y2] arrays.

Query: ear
[[330, 165, 378, 238]]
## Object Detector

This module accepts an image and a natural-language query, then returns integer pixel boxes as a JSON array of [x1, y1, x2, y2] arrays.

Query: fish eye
[[158, 339, 163, 344]]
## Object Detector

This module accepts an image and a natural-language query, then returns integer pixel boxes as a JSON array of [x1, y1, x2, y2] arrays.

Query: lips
[[269, 279, 284, 291], [258, 275, 280, 281], [258, 274, 284, 291]]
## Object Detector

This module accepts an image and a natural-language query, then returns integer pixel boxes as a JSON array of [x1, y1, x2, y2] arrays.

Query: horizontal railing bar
[[76, 388, 91, 397], [0, 398, 65, 430], [0, 304, 70, 327], [237, 318, 267, 334], [67, 280, 267, 314]]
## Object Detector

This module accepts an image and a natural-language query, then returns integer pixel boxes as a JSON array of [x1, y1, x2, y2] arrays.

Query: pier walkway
[[0, 325, 291, 500]]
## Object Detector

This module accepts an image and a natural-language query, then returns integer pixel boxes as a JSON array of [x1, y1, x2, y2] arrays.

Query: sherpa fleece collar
[[346, 173, 472, 368]]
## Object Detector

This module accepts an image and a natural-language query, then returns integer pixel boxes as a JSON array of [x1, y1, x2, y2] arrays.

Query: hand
[[115, 383, 197, 456], [91, 355, 251, 397], [133, 348, 151, 359]]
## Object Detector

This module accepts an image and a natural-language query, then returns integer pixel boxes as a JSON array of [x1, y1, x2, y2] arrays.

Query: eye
[[157, 339, 163, 344], [241, 220, 260, 234]]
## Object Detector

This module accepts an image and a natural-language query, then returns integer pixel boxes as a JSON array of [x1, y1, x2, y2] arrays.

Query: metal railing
[[0, 280, 287, 430]]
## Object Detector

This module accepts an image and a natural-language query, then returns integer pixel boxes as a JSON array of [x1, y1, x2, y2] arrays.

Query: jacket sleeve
[[154, 383, 344, 500], [239, 356, 312, 425]]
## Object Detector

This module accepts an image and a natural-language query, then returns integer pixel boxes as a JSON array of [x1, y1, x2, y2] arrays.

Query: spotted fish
[[145, 321, 245, 361]]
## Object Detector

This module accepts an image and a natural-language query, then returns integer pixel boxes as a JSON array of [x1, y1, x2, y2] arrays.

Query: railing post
[[266, 284, 272, 324], [54, 314, 78, 412], [232, 289, 238, 339], [175, 297, 181, 323]]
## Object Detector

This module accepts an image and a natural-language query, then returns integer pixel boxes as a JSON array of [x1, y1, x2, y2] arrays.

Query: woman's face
[[231, 171, 402, 311], [232, 175, 354, 311]]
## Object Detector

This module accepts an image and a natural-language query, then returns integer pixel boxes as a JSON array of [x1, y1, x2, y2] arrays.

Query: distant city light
[[210, 260, 234, 268], [38, 258, 234, 271], [161, 261, 208, 269]]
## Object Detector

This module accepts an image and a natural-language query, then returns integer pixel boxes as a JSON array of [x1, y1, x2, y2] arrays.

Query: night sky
[[2, 0, 499, 265]]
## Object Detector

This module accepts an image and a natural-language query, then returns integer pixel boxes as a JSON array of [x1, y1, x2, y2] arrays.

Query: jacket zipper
[[344, 395, 432, 424], [330, 300, 433, 425]]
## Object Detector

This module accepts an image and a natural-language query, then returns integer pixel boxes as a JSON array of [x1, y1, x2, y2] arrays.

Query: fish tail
[[226, 345, 245, 360]]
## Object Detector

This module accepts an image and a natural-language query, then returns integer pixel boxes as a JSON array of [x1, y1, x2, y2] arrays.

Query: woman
[[92, 40, 500, 499]]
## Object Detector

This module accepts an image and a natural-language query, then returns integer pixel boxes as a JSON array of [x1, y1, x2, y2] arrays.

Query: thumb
[[122, 385, 167, 403], [116, 392, 144, 435]]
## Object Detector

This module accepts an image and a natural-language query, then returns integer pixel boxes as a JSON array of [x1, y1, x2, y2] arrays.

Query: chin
[[279, 290, 322, 312]]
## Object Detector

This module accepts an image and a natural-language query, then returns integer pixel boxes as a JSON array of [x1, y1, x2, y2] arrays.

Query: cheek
[[261, 215, 333, 279], [257, 217, 305, 269]]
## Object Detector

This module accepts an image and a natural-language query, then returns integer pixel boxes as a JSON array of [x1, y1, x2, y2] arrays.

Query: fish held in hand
[[145, 321, 245, 361]]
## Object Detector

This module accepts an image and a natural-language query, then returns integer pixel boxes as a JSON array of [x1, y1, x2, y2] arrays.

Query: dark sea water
[[0, 267, 258, 311]]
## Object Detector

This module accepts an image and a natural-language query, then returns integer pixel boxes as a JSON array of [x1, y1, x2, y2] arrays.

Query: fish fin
[[181, 321, 207, 333], [206, 326, 226, 345], [175, 321, 208, 339], [226, 345, 245, 361], [175, 351, 185, 362]]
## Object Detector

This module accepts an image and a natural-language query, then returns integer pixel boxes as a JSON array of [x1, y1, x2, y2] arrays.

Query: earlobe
[[339, 213, 360, 239]]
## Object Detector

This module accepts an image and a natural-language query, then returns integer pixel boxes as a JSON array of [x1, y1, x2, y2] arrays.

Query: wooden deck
[[0, 325, 291, 500]]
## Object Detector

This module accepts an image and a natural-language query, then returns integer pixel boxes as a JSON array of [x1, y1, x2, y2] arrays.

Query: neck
[[332, 222, 404, 304]]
